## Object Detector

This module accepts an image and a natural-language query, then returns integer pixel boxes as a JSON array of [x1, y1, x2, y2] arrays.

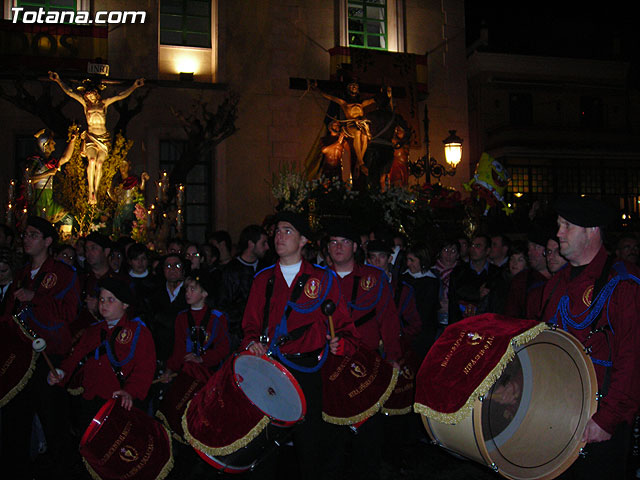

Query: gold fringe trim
[[67, 386, 84, 396], [322, 367, 399, 425], [156, 423, 175, 480], [156, 410, 188, 445], [0, 350, 38, 408], [83, 457, 103, 480], [181, 398, 270, 456], [381, 405, 412, 416], [81, 423, 175, 480], [414, 322, 547, 424]]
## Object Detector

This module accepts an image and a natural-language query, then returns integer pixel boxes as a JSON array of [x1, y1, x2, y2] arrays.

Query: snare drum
[[183, 352, 306, 473], [0, 321, 38, 408], [80, 398, 174, 480], [422, 328, 597, 480], [156, 372, 204, 443]]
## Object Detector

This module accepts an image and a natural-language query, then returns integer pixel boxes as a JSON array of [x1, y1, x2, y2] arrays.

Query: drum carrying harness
[[349, 273, 388, 328], [264, 269, 333, 373], [94, 318, 144, 387], [186, 309, 223, 357], [14, 264, 77, 333], [551, 255, 640, 398]]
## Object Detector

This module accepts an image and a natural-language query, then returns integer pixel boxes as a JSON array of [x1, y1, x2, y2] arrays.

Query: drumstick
[[31, 338, 60, 380], [321, 300, 336, 338], [151, 372, 178, 385]]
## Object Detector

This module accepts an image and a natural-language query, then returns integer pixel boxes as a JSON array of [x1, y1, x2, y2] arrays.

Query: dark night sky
[[464, 1, 639, 73]]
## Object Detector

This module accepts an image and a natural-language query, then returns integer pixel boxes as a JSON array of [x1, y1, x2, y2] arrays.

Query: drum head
[[476, 329, 597, 479], [233, 354, 305, 425]]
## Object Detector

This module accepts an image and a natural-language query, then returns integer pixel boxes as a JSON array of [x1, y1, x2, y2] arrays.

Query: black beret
[[554, 196, 616, 228], [189, 269, 215, 296], [274, 210, 312, 240], [27, 216, 58, 243], [326, 220, 359, 244], [98, 276, 134, 306], [85, 232, 113, 250], [366, 239, 392, 254]]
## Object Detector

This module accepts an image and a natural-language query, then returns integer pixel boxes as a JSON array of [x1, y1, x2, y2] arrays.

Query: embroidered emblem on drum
[[360, 275, 376, 291], [41, 273, 57, 289], [350, 360, 367, 378], [117, 328, 133, 344], [466, 332, 484, 345], [582, 285, 594, 307], [119, 445, 139, 462], [304, 278, 321, 299]]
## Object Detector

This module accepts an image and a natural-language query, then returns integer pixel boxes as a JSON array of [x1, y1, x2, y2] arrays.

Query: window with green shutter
[[348, 0, 387, 51], [160, 0, 211, 48]]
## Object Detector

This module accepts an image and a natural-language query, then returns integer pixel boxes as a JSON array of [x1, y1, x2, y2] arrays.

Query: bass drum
[[422, 328, 597, 480]]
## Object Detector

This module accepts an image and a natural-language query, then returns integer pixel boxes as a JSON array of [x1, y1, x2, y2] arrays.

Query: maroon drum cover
[[321, 347, 398, 425], [182, 353, 306, 466], [382, 348, 420, 415], [0, 321, 38, 408], [156, 372, 204, 443], [80, 398, 173, 480]]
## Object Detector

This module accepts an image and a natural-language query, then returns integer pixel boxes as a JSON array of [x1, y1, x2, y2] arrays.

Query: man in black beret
[[539, 195, 639, 478]]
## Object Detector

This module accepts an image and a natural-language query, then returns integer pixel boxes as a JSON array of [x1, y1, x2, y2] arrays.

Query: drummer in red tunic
[[0, 216, 80, 479], [325, 223, 402, 480], [540, 196, 640, 479], [48, 276, 156, 428], [241, 211, 358, 480], [160, 272, 230, 383]]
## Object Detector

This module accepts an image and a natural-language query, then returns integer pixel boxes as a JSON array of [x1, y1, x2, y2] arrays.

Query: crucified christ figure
[[49, 71, 144, 204]]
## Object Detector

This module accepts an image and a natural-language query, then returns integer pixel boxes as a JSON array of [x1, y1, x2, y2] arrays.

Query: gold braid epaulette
[[413, 322, 547, 424], [322, 367, 399, 425], [181, 398, 270, 457]]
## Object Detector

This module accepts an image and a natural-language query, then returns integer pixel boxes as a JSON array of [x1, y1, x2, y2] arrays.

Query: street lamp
[[409, 130, 463, 181]]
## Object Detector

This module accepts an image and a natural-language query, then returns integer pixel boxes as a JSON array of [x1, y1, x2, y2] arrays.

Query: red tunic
[[3, 256, 80, 356], [167, 307, 231, 380], [333, 264, 402, 363], [59, 314, 156, 401], [540, 246, 640, 434], [241, 260, 358, 356]]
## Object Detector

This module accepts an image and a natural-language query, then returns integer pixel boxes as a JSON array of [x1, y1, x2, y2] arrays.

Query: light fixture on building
[[410, 129, 463, 180], [179, 72, 194, 81]]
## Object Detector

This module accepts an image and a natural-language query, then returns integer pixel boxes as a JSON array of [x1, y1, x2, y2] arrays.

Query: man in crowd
[[219, 224, 270, 349], [504, 229, 552, 319], [540, 196, 640, 479], [74, 232, 123, 339], [489, 233, 510, 268], [242, 211, 358, 480], [448, 234, 505, 323], [150, 253, 187, 364], [615, 234, 639, 265], [1, 216, 80, 479], [545, 236, 567, 275]]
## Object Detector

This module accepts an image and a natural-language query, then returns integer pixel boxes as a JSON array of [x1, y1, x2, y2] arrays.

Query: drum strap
[[350, 276, 361, 313], [260, 276, 275, 343], [97, 327, 126, 386], [187, 309, 211, 356], [354, 310, 377, 328]]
